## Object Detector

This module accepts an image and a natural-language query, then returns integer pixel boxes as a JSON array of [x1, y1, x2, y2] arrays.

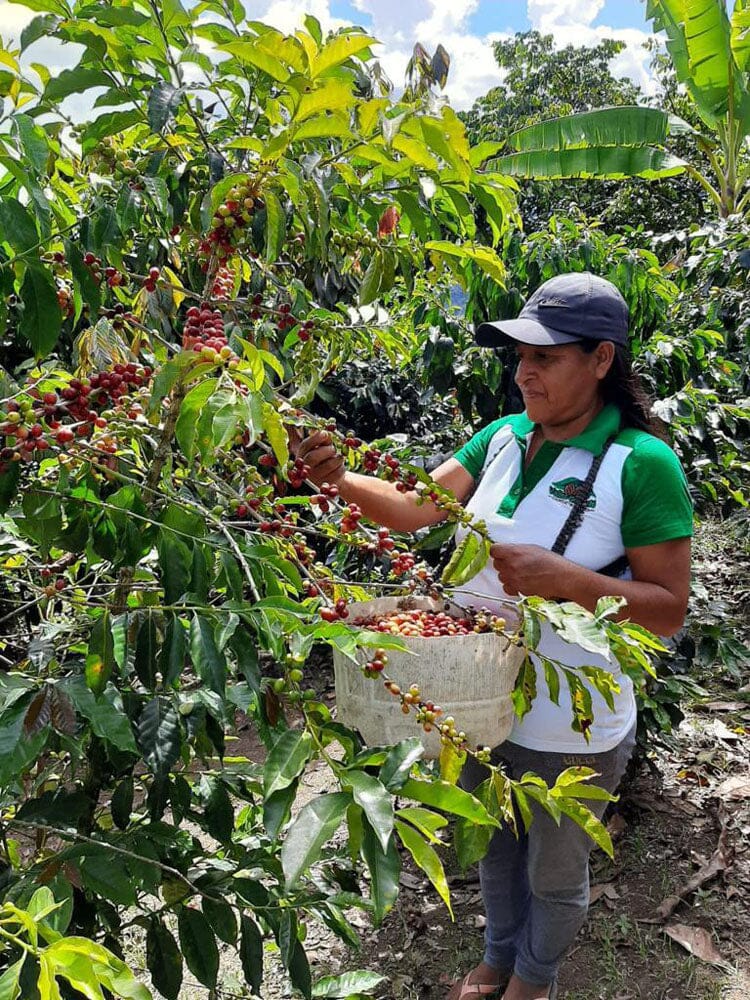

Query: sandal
[[455, 974, 503, 998]]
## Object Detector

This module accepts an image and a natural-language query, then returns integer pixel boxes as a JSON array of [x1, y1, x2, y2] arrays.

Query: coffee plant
[[0, 4, 669, 998]]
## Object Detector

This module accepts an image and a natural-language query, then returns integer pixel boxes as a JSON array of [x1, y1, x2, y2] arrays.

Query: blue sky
[[325, 0, 647, 34], [468, 1, 646, 33]]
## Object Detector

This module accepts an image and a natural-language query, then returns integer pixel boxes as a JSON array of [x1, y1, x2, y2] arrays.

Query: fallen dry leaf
[[626, 793, 699, 816], [398, 872, 423, 890], [606, 813, 628, 840], [676, 768, 710, 786], [701, 701, 747, 712], [714, 775, 750, 801], [590, 882, 620, 904], [664, 923, 730, 967], [708, 719, 742, 742]]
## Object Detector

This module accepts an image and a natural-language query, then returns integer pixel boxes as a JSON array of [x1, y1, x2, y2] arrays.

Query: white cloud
[[337, 0, 507, 110], [527, 0, 605, 31], [256, 0, 350, 36], [527, 0, 657, 98], [0, 0, 35, 37]]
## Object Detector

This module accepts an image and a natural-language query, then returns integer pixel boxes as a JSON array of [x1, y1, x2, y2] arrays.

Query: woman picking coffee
[[295, 272, 693, 1000]]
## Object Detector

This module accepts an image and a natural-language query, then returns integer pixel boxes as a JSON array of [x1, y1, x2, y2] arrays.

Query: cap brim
[[475, 318, 582, 348]]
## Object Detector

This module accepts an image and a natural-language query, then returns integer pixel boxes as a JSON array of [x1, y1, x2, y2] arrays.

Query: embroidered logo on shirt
[[550, 477, 596, 509]]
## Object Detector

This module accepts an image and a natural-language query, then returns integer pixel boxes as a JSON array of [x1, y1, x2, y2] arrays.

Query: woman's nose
[[515, 358, 534, 385]]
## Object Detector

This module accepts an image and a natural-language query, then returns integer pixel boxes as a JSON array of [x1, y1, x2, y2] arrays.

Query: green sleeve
[[454, 419, 508, 479], [620, 435, 694, 548]]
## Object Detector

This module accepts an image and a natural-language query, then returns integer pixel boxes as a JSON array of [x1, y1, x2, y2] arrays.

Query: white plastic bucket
[[332, 597, 524, 758]]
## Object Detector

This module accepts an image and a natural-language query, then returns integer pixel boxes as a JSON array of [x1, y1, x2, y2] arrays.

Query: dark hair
[[579, 341, 659, 435]]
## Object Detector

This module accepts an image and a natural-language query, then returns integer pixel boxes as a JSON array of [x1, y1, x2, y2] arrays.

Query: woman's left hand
[[489, 543, 571, 598]]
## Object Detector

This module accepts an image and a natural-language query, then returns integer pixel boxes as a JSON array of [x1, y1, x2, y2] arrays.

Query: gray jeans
[[459, 725, 636, 987]]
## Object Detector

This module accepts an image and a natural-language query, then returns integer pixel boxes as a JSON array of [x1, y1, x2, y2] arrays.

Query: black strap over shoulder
[[550, 437, 630, 578]]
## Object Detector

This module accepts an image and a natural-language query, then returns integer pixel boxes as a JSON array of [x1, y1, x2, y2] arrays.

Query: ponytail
[[579, 342, 660, 435]]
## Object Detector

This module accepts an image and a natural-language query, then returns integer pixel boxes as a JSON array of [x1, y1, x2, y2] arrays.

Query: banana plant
[[484, 0, 750, 218]]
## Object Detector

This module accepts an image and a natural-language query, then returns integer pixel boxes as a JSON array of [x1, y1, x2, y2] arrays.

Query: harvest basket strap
[[551, 437, 615, 557]]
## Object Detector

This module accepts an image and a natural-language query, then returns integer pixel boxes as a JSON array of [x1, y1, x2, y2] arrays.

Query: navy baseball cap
[[475, 272, 629, 348]]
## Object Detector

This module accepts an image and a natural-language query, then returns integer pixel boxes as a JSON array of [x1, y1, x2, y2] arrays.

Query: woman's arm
[[294, 430, 476, 532], [490, 537, 691, 637]]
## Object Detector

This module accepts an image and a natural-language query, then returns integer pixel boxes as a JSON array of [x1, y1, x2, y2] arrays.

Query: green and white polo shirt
[[453, 403, 693, 753]]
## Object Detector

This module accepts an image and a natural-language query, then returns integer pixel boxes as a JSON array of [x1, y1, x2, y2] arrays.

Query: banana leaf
[[645, 0, 740, 127], [506, 106, 672, 152], [487, 146, 688, 181]]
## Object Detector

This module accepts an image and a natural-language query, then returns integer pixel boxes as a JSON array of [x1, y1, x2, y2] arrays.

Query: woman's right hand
[[291, 429, 346, 488]]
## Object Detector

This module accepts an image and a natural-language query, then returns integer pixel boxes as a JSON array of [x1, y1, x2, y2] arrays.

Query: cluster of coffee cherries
[[143, 266, 160, 293], [82, 252, 104, 283], [57, 284, 74, 319], [380, 677, 476, 748], [363, 646, 388, 676], [102, 303, 136, 331], [306, 483, 334, 513], [212, 266, 234, 299], [319, 597, 349, 622], [39, 570, 67, 599], [380, 679, 448, 736], [339, 502, 363, 534], [88, 136, 141, 181], [0, 364, 151, 475], [297, 318, 316, 341], [182, 304, 234, 363], [198, 180, 260, 265], [353, 608, 507, 638], [390, 552, 416, 576], [288, 456, 312, 490]]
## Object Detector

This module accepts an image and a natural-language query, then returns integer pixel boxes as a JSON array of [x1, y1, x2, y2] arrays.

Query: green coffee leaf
[[147, 919, 182, 1000], [85, 609, 116, 696], [281, 791, 350, 888], [379, 736, 424, 791], [312, 970, 386, 997], [178, 906, 219, 988], [19, 263, 61, 358], [395, 806, 449, 844], [0, 957, 24, 1000], [441, 531, 490, 587], [202, 896, 237, 945], [148, 81, 183, 131], [136, 696, 180, 778], [263, 188, 286, 262], [111, 777, 134, 830], [360, 819, 399, 926], [190, 613, 227, 696], [79, 850, 137, 906], [344, 770, 393, 852], [395, 818, 452, 916], [0, 197, 39, 253], [175, 378, 219, 461], [263, 729, 313, 798], [239, 914, 263, 994], [399, 778, 499, 826], [133, 614, 159, 690]]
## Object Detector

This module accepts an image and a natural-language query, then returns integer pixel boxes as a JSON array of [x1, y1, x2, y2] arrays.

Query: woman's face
[[513, 341, 614, 428]]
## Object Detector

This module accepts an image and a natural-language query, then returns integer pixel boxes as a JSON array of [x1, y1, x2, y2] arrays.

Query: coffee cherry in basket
[[352, 609, 506, 637]]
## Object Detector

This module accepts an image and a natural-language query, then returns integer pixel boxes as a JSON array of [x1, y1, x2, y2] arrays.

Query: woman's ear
[[594, 341, 615, 379]]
